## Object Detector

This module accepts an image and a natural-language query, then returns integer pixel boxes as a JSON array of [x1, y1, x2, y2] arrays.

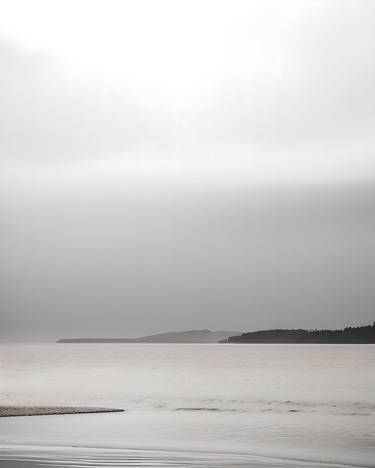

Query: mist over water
[[1, 2, 375, 467], [1, 344, 374, 467]]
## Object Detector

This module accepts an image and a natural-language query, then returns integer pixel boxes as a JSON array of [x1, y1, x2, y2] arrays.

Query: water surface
[[0, 344, 374, 467]]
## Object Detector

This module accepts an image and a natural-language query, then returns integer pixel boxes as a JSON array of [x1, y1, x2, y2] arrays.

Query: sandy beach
[[0, 406, 124, 417]]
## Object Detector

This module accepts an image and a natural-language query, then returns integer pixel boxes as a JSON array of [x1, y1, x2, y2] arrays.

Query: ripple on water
[[0, 445, 370, 468]]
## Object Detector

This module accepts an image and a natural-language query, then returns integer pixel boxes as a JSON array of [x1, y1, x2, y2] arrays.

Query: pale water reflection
[[0, 344, 374, 467]]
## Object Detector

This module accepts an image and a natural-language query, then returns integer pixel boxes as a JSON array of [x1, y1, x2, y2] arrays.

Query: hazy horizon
[[1, 0, 375, 341]]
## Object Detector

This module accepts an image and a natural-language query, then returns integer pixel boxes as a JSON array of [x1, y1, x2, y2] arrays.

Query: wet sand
[[0, 406, 124, 417], [0, 444, 365, 468]]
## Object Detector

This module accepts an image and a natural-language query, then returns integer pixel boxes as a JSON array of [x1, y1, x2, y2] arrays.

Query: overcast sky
[[1, 0, 374, 340]]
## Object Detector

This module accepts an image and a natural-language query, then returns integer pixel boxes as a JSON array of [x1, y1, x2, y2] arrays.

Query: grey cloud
[[1, 2, 375, 341], [193, 1, 375, 144], [0, 39, 161, 163], [2, 0, 375, 167], [1, 184, 374, 340]]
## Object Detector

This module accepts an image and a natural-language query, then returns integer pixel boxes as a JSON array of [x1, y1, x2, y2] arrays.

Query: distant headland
[[57, 329, 240, 344], [57, 324, 375, 344], [222, 323, 375, 344]]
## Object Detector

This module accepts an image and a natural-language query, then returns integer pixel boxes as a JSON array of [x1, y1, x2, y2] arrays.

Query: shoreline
[[0, 441, 373, 468], [0, 406, 124, 417]]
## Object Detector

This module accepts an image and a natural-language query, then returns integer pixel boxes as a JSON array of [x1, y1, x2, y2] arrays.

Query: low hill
[[57, 329, 240, 344], [224, 324, 375, 344], [224, 329, 308, 343]]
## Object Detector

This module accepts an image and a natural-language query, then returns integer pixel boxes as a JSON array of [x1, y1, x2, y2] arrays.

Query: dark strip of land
[[223, 324, 375, 343], [0, 406, 124, 417]]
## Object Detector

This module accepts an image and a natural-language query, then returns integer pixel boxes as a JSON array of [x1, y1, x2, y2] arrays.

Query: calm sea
[[0, 344, 374, 467]]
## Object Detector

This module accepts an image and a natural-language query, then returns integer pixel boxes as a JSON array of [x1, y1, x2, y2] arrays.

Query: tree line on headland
[[222, 323, 375, 343], [58, 324, 375, 344]]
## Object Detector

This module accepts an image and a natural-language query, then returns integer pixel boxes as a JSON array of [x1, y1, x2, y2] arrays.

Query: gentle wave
[[174, 407, 236, 412], [155, 399, 375, 416], [0, 444, 373, 468]]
